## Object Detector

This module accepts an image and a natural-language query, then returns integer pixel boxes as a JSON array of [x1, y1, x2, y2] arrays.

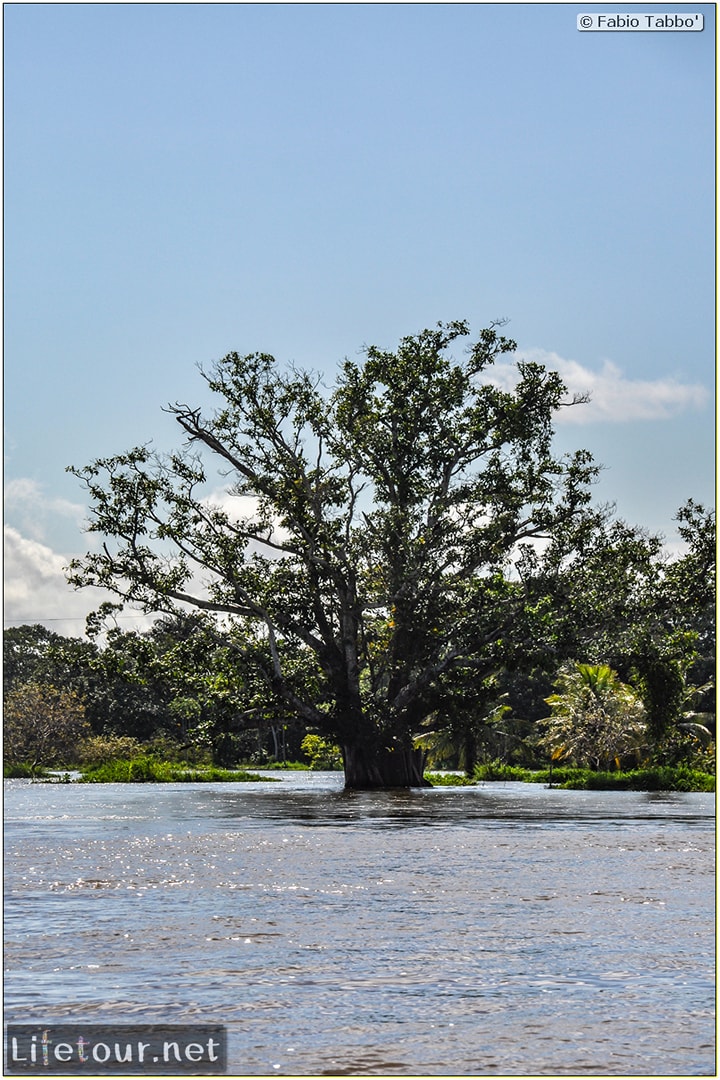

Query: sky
[[4, 1, 716, 637]]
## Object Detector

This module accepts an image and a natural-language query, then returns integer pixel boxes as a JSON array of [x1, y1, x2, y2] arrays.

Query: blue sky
[[4, 2, 715, 635]]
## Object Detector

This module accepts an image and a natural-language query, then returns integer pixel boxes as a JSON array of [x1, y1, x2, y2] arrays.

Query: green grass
[[473, 762, 537, 783], [558, 766, 715, 792], [474, 760, 715, 792], [424, 771, 476, 786], [4, 762, 49, 779], [10, 755, 713, 793], [78, 756, 279, 783], [248, 760, 311, 770]]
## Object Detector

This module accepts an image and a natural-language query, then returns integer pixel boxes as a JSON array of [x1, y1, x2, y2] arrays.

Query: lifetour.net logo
[[5, 1025, 227, 1074]]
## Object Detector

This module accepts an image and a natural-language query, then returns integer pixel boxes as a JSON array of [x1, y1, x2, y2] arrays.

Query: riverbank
[[473, 761, 715, 792], [4, 757, 715, 791], [3, 757, 277, 783]]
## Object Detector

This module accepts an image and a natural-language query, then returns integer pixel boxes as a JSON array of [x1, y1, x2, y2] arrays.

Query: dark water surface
[[4, 774, 715, 1075]]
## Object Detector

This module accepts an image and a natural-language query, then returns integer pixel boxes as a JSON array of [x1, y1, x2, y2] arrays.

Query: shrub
[[78, 756, 277, 783], [651, 729, 716, 771], [474, 761, 535, 782], [4, 682, 90, 774], [300, 734, 343, 770], [76, 734, 143, 765], [424, 771, 476, 786], [141, 733, 211, 765], [4, 762, 49, 779], [473, 760, 714, 792]]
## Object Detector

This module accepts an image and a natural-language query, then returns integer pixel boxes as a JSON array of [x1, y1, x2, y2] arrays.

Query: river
[[3, 774, 715, 1075]]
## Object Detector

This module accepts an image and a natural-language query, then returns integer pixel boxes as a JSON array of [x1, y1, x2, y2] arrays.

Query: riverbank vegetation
[[4, 322, 715, 792], [78, 756, 274, 783], [4, 622, 713, 790], [474, 761, 715, 792]]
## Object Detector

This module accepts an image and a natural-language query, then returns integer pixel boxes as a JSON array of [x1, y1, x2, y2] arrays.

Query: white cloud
[[202, 487, 292, 549], [490, 349, 709, 423], [3, 526, 151, 639], [2, 480, 286, 640], [4, 477, 86, 542], [202, 488, 262, 522]]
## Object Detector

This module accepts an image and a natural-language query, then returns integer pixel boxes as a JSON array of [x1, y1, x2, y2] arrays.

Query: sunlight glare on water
[[4, 774, 715, 1075]]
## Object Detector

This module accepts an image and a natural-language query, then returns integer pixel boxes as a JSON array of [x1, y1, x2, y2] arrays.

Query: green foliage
[[538, 663, 647, 770], [631, 655, 687, 742], [3, 622, 170, 742], [4, 625, 68, 690], [300, 734, 343, 770], [413, 685, 519, 775], [650, 728, 716, 771], [66, 320, 601, 785], [474, 759, 714, 791], [78, 756, 276, 783], [529, 503, 716, 742], [76, 734, 144, 765], [474, 761, 537, 782], [81, 755, 163, 782], [73, 732, 213, 770], [18, 320, 704, 789], [4, 682, 90, 773], [4, 762, 50, 779], [554, 766, 715, 792], [423, 771, 476, 786], [666, 500, 716, 641], [141, 731, 211, 764], [250, 760, 309, 770]]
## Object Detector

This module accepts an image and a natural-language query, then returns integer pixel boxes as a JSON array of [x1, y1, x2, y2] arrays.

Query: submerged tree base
[[342, 745, 431, 789]]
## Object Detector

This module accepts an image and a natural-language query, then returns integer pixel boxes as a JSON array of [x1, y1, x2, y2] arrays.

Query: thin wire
[[3, 614, 150, 625]]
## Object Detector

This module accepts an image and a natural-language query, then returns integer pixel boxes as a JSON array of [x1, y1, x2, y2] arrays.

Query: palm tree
[[538, 663, 647, 770]]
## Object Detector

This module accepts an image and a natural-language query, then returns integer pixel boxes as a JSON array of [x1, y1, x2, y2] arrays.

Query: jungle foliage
[[4, 322, 715, 788]]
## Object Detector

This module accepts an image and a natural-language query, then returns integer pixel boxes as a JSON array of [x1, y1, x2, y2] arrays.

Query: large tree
[[68, 320, 597, 787]]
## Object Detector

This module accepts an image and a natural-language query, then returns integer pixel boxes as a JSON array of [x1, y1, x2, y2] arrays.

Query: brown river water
[[3, 773, 715, 1076]]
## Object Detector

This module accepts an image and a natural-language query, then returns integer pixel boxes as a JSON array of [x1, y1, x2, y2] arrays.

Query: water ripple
[[4, 777, 715, 1075]]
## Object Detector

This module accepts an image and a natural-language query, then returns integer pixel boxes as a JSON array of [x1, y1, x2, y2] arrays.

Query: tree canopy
[[65, 319, 679, 787]]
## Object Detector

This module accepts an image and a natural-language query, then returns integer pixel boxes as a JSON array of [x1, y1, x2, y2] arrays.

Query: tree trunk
[[342, 743, 431, 789], [463, 727, 477, 778]]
